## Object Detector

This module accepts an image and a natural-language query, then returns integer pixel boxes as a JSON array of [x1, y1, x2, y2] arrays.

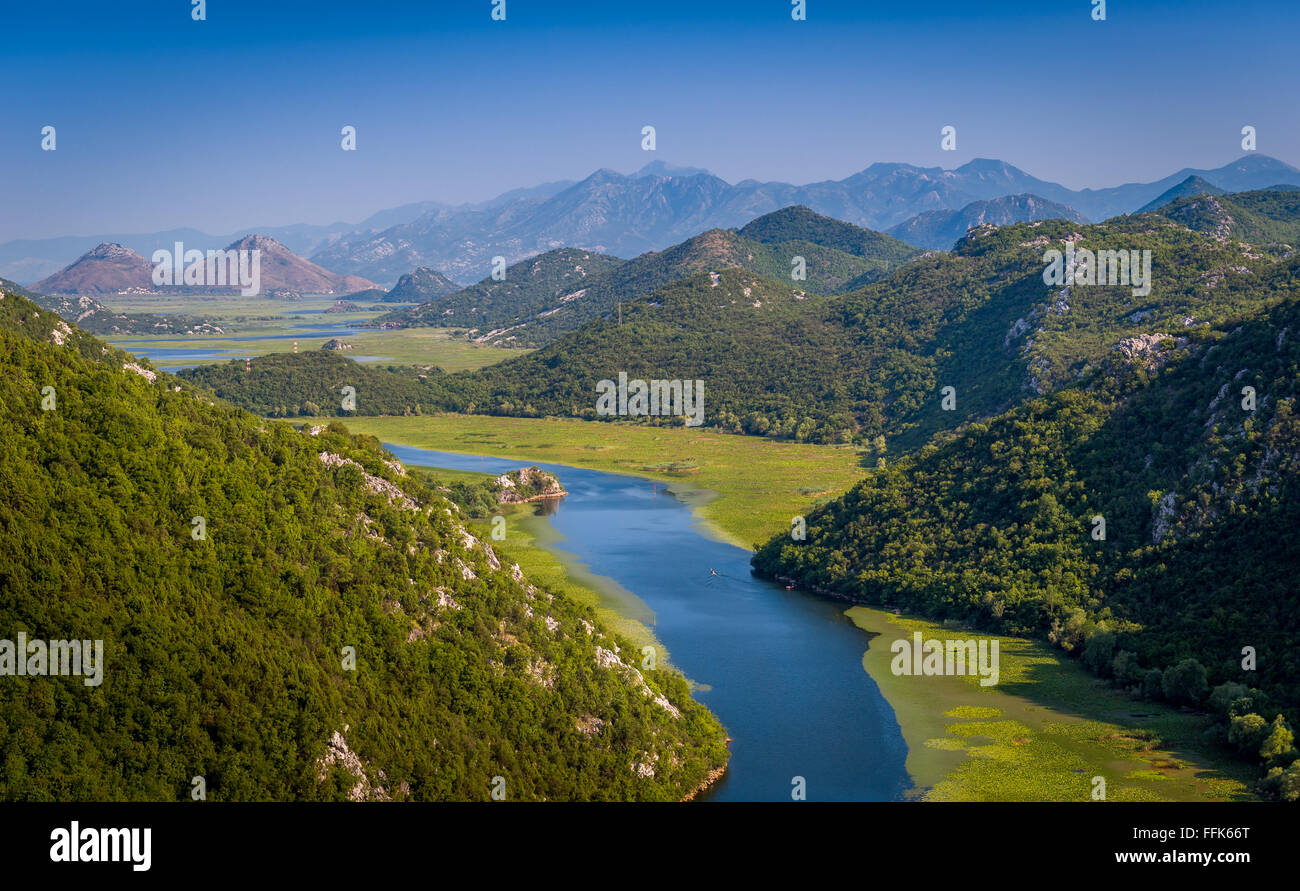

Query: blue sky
[[3, 0, 1297, 240]]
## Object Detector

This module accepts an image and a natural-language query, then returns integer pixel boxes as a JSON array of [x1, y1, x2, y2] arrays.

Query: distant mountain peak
[[1136, 175, 1227, 213], [1228, 152, 1297, 171], [32, 232, 373, 296], [31, 242, 153, 295], [582, 168, 626, 184], [632, 161, 712, 179], [225, 233, 290, 252], [305, 153, 1300, 283], [384, 266, 460, 303], [888, 193, 1087, 250], [84, 242, 145, 262], [957, 158, 1016, 172]]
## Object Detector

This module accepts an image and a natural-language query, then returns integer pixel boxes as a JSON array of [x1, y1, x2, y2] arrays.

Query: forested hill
[[752, 296, 1300, 796], [0, 284, 727, 800], [375, 248, 627, 332], [180, 350, 464, 419], [183, 204, 1300, 447], [0, 276, 219, 336], [374, 206, 920, 347], [464, 209, 1299, 442], [1145, 188, 1300, 246]]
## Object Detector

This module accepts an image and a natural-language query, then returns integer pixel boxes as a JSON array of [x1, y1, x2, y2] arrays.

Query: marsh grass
[[848, 606, 1256, 801]]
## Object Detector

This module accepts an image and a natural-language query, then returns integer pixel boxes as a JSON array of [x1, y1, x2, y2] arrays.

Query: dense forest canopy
[[0, 286, 727, 800]]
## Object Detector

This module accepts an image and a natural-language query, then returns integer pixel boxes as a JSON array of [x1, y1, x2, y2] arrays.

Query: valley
[[6, 162, 1299, 806], [99, 294, 523, 371], [12, 3, 1300, 877], [327, 417, 1258, 800]]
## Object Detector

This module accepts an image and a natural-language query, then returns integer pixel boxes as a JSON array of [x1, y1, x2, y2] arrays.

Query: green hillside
[[383, 266, 461, 303], [752, 297, 1300, 798], [0, 276, 218, 336], [376, 207, 919, 348], [375, 248, 626, 335], [180, 351, 463, 418], [182, 204, 1299, 447], [464, 210, 1294, 442], [1146, 188, 1300, 247], [736, 204, 921, 263], [0, 284, 726, 801]]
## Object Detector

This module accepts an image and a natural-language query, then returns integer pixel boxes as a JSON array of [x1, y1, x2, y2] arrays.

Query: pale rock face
[[1151, 491, 1178, 545], [525, 658, 555, 688], [575, 714, 605, 736], [1113, 333, 1187, 369], [316, 730, 390, 801], [122, 362, 157, 383], [631, 753, 659, 779], [318, 452, 417, 510], [593, 647, 681, 719]]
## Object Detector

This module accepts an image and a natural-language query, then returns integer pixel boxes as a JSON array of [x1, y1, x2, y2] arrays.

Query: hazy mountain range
[[8, 155, 1298, 288], [311, 155, 1300, 284]]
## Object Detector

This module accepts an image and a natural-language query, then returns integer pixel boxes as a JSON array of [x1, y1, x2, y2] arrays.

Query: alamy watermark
[[49, 821, 150, 871], [595, 372, 704, 427], [0, 633, 103, 686], [890, 631, 999, 686], [1042, 242, 1151, 298], [152, 241, 261, 296]]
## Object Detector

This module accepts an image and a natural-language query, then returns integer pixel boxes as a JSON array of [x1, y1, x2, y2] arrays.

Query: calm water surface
[[384, 443, 911, 802]]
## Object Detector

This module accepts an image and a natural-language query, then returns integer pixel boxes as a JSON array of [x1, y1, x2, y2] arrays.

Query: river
[[385, 443, 911, 802]]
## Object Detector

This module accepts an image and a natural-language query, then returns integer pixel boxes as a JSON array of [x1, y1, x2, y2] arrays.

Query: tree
[[1111, 650, 1144, 686], [1228, 713, 1268, 757], [1081, 631, 1116, 677], [1208, 682, 1251, 715], [1262, 762, 1300, 802], [1161, 659, 1209, 705], [1141, 668, 1165, 700], [1259, 715, 1296, 763]]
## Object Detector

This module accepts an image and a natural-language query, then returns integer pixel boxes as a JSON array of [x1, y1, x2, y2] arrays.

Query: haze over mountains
[[311, 155, 1300, 284], [9, 155, 1298, 289]]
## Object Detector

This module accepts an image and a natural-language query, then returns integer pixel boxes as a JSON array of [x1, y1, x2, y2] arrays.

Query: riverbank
[[347, 418, 1253, 801], [847, 606, 1256, 801], [410, 464, 674, 665], [382, 439, 910, 800], [317, 414, 866, 549], [680, 764, 729, 802]]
